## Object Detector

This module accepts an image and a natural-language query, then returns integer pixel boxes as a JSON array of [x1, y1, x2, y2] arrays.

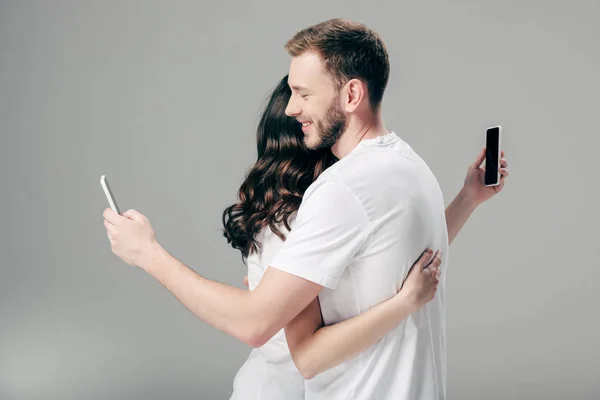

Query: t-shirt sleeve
[[270, 178, 370, 289]]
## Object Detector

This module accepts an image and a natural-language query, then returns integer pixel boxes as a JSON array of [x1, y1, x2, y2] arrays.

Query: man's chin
[[304, 135, 321, 150]]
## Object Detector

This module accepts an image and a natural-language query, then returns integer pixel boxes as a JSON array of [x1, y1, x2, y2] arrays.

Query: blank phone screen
[[484, 127, 500, 185]]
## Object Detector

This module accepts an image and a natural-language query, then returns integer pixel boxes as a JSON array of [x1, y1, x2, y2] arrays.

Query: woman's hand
[[398, 249, 441, 310], [462, 149, 509, 206]]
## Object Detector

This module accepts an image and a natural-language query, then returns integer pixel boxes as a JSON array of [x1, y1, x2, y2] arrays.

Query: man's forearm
[[445, 188, 478, 245], [139, 244, 263, 346]]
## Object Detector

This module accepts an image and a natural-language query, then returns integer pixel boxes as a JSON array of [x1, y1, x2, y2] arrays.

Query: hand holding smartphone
[[100, 175, 121, 214], [484, 126, 502, 187]]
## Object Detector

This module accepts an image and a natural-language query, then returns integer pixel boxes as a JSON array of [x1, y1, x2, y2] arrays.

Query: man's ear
[[343, 78, 368, 112]]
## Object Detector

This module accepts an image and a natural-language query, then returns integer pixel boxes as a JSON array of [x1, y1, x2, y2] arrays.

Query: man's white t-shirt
[[271, 132, 449, 400], [230, 223, 305, 400]]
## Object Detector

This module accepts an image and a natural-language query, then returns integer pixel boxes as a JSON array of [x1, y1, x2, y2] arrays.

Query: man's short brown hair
[[285, 18, 390, 112]]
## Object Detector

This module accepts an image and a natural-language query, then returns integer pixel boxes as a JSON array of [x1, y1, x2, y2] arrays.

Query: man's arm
[[106, 178, 369, 349], [140, 246, 322, 348]]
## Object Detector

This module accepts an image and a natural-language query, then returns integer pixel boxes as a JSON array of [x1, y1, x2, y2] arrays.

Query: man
[[103, 18, 508, 399]]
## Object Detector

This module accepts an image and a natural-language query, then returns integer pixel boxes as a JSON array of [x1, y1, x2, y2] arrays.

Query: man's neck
[[331, 115, 389, 159]]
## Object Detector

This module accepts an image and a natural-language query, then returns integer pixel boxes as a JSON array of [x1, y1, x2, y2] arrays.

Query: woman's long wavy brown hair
[[222, 75, 337, 259]]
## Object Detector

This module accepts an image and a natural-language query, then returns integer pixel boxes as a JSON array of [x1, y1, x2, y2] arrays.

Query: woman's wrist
[[394, 290, 420, 314]]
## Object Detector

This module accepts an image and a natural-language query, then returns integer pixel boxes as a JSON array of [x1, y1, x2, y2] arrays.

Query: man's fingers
[[471, 148, 486, 169], [104, 219, 117, 234], [500, 158, 508, 168], [103, 208, 121, 225], [123, 209, 146, 223], [105, 223, 114, 242], [500, 168, 509, 178]]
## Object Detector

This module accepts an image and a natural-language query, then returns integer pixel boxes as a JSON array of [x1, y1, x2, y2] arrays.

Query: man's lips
[[298, 121, 312, 131]]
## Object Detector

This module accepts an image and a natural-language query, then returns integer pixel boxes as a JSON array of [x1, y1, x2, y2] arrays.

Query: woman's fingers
[[418, 248, 434, 264], [426, 251, 442, 269]]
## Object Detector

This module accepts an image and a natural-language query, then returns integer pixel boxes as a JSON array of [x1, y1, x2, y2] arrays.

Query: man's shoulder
[[303, 171, 359, 204], [314, 148, 421, 194], [334, 138, 421, 177]]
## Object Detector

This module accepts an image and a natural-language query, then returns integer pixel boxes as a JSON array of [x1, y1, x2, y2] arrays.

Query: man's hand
[[462, 149, 509, 206], [103, 208, 160, 267]]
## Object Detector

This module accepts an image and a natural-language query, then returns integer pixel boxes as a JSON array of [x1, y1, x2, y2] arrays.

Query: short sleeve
[[270, 178, 370, 289]]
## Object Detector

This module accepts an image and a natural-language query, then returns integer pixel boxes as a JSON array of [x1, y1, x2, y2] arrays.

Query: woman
[[223, 76, 507, 399]]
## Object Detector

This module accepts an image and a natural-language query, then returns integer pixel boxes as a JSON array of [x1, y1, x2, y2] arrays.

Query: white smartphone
[[100, 175, 121, 214], [484, 125, 502, 187]]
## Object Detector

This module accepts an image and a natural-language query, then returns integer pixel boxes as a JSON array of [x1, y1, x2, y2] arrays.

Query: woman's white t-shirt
[[229, 221, 304, 400]]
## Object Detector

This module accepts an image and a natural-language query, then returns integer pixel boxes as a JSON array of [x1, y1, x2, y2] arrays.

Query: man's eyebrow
[[289, 83, 310, 92]]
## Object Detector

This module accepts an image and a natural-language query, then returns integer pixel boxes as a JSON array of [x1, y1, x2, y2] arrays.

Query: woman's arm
[[447, 148, 508, 244], [445, 189, 478, 245], [283, 184, 474, 379], [284, 151, 510, 379], [284, 250, 441, 380]]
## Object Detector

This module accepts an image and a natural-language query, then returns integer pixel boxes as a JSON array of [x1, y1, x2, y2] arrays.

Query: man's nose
[[285, 99, 301, 117]]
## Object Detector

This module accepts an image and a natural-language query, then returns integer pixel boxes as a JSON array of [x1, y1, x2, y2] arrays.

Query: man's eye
[[300, 94, 309, 99]]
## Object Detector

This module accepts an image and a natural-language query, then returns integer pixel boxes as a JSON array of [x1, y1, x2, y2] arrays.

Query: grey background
[[1, 0, 599, 399]]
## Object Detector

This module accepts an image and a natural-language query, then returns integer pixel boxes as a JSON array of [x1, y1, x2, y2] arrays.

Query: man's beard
[[306, 97, 346, 151]]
